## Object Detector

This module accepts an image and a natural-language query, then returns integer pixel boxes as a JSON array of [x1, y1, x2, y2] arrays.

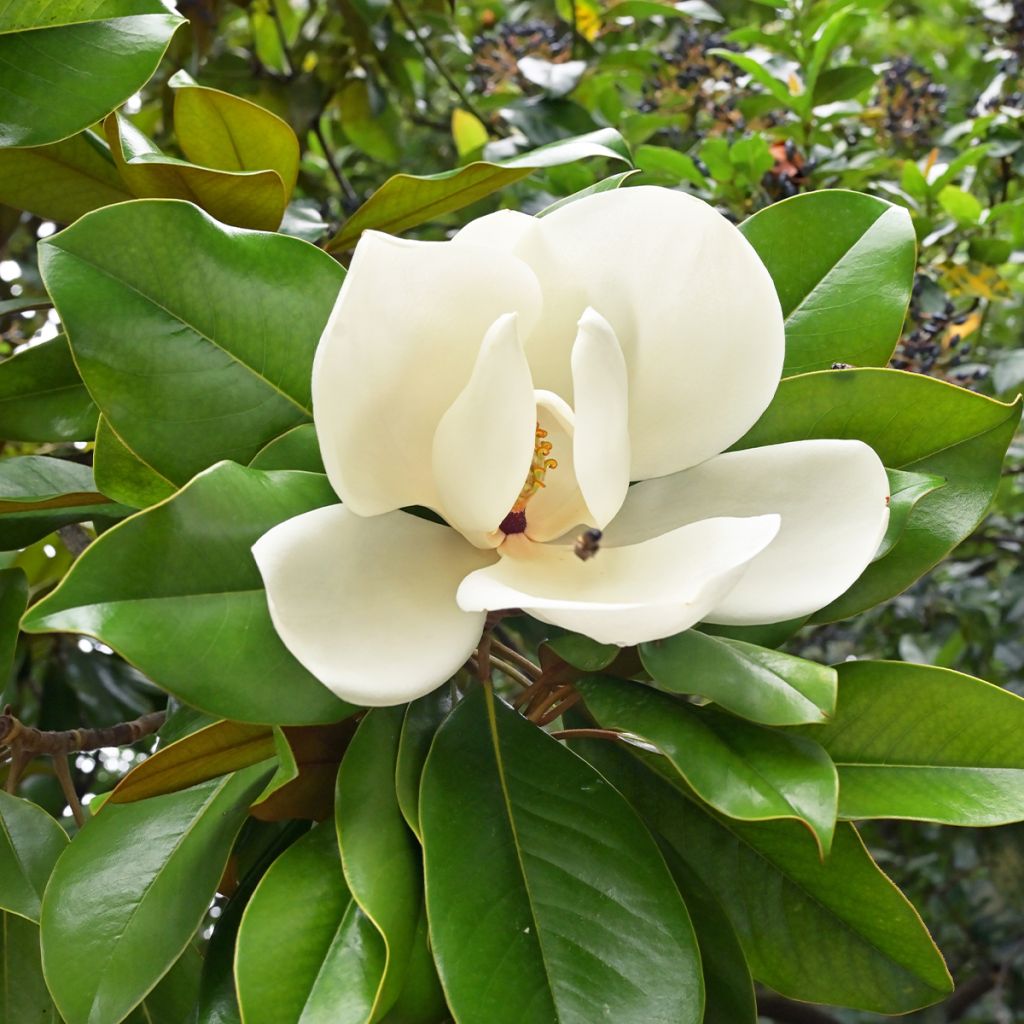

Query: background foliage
[[1, 0, 1023, 1021]]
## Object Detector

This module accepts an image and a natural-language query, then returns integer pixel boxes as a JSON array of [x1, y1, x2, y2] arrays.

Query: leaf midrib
[[43, 243, 311, 417]]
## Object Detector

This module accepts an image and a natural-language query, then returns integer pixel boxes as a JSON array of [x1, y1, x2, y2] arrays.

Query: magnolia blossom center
[[499, 422, 557, 535]]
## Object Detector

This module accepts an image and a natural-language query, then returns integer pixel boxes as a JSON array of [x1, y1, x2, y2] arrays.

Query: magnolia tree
[[1, 5, 1024, 1024]]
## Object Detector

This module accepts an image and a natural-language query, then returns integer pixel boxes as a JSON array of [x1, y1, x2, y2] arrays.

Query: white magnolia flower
[[253, 187, 889, 707]]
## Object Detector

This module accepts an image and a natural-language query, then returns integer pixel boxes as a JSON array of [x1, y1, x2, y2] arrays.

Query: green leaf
[[707, 49, 798, 110], [124, 946, 203, 1024], [735, 368, 1022, 620], [640, 630, 836, 725], [0, 335, 97, 443], [804, 4, 857, 93], [248, 424, 325, 474], [634, 145, 707, 187], [544, 632, 618, 672], [0, 456, 127, 548], [421, 686, 703, 1024], [326, 128, 632, 252], [337, 80, 402, 164], [236, 821, 384, 1024], [41, 766, 271, 1024], [536, 169, 640, 216], [111, 720, 276, 804], [0, 791, 68, 923], [0, 569, 28, 683], [39, 200, 344, 486], [0, 131, 132, 224], [104, 112, 290, 233], [336, 707, 421, 1019], [395, 688, 454, 839], [0, 1, 184, 147], [1, 913, 60, 1022], [878, 468, 946, 558], [938, 184, 983, 225], [169, 71, 300, 197], [660, 850, 756, 1024], [812, 64, 877, 105], [794, 661, 1024, 825], [94, 416, 176, 509], [22, 462, 355, 726], [578, 675, 838, 854], [571, 734, 953, 1014], [740, 191, 916, 375]]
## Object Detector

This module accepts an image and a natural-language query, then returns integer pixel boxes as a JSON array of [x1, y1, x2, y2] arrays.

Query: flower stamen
[[500, 423, 558, 535]]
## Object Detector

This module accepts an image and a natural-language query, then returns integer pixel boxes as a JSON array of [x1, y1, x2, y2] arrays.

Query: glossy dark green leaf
[[336, 707, 421, 1019], [0, 335, 97, 443], [0, 791, 68, 923], [0, 456, 127, 548], [22, 462, 355, 725], [236, 821, 383, 1024], [41, 766, 271, 1024], [104, 113, 290, 233], [0, 569, 27, 682], [544, 632, 618, 672], [735, 368, 1022, 620], [93, 416, 177, 509], [421, 686, 703, 1024], [640, 629, 836, 725], [740, 191, 916, 375], [878, 468, 946, 558], [327, 128, 632, 251], [572, 735, 952, 1014], [1, 912, 60, 1022], [170, 71, 300, 196], [377, 903, 448, 1024], [794, 661, 1024, 825], [395, 688, 455, 839], [39, 199, 344, 486], [0, 131, 132, 224], [578, 675, 837, 853], [660, 849, 756, 1024], [124, 946, 203, 1024], [249, 424, 325, 474], [0, 1, 185, 147]]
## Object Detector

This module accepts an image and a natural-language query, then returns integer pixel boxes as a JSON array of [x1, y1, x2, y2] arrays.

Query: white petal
[[603, 440, 890, 625], [253, 506, 495, 706], [521, 390, 594, 543], [313, 231, 543, 516], [457, 516, 780, 646], [571, 308, 631, 527], [455, 186, 785, 480], [432, 314, 536, 537]]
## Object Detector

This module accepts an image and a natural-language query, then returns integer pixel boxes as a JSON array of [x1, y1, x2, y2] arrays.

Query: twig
[[0, 709, 166, 756], [490, 640, 541, 678], [0, 708, 165, 825], [536, 689, 581, 726], [314, 118, 360, 208], [390, 0, 497, 133], [550, 727, 625, 742], [488, 656, 534, 690]]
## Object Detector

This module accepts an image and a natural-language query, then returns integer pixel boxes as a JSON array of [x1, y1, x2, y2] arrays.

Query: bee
[[574, 528, 602, 562]]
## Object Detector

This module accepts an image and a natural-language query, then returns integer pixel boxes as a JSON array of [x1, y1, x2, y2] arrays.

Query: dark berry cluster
[[890, 277, 986, 386], [468, 20, 573, 95], [875, 58, 947, 147]]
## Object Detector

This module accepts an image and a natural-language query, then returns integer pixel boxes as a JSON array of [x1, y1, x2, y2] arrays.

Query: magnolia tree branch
[[0, 708, 166, 826]]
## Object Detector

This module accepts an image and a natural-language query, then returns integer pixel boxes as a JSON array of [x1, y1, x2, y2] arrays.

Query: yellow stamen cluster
[[513, 424, 558, 511]]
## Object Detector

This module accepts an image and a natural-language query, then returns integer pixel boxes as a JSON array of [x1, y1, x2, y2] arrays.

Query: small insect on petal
[[574, 528, 603, 561]]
